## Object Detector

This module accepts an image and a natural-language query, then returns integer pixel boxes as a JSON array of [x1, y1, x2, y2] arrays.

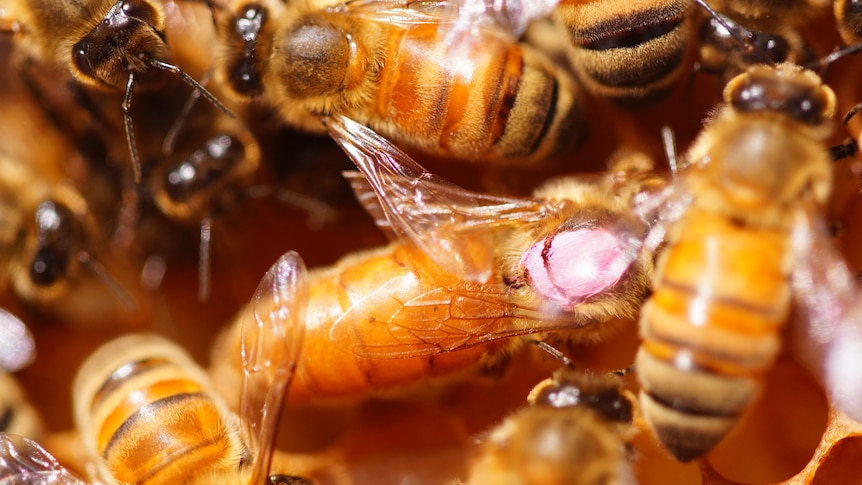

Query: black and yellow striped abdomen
[[74, 334, 245, 485]]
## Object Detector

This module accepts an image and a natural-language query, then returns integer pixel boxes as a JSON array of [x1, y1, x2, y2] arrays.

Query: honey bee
[[0, 252, 310, 484], [0, 153, 141, 322], [215, 0, 584, 166], [148, 111, 261, 301], [553, 0, 693, 104], [626, 62, 858, 461], [0, 0, 234, 182], [693, 0, 812, 83], [210, 114, 667, 404], [459, 368, 638, 485]]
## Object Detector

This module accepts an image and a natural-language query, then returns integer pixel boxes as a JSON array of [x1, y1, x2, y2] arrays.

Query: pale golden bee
[[459, 368, 638, 485], [630, 63, 860, 461]]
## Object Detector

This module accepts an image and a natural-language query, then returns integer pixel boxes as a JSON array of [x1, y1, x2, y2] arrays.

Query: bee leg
[[528, 339, 576, 369], [122, 72, 143, 184], [198, 214, 213, 301]]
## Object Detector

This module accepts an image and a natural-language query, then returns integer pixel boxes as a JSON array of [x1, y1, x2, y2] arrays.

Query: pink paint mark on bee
[[521, 229, 629, 306]]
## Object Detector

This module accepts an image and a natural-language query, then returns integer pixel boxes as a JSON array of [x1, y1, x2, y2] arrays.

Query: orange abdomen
[[637, 209, 791, 461], [292, 243, 508, 402], [368, 23, 582, 163], [75, 335, 243, 484]]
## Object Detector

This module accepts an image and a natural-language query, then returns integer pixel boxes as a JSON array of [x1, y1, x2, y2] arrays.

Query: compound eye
[[30, 245, 66, 287]]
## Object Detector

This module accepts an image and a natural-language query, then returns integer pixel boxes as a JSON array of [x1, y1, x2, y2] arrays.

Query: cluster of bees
[[1, 0, 862, 483]]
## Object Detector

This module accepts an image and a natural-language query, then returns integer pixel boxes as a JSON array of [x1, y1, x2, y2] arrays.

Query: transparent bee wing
[[332, 281, 594, 359], [789, 204, 862, 421], [438, 0, 559, 38], [0, 310, 34, 372], [587, 177, 689, 288], [0, 434, 87, 485], [335, 0, 447, 25], [327, 114, 561, 283], [240, 252, 308, 485], [341, 170, 397, 241]]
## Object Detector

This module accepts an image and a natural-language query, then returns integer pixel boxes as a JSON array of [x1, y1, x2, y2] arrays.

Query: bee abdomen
[[637, 260, 787, 460], [75, 335, 242, 485], [557, 0, 689, 103], [100, 391, 234, 485], [376, 24, 582, 164]]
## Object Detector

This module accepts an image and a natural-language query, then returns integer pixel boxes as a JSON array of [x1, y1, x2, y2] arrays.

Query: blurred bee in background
[[835, 0, 862, 45], [146, 109, 262, 301], [458, 367, 638, 485], [0, 0, 234, 182], [0, 152, 142, 324], [692, 0, 813, 84], [706, 0, 830, 31], [0, 373, 43, 440], [215, 0, 584, 166], [629, 62, 859, 462], [0, 309, 42, 439], [553, 0, 693, 105], [0, 252, 310, 484], [210, 114, 667, 405]]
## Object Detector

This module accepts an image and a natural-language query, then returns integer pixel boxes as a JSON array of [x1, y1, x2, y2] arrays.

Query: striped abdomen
[[74, 335, 245, 485], [637, 210, 791, 461], [370, 22, 584, 164], [556, 0, 690, 104]]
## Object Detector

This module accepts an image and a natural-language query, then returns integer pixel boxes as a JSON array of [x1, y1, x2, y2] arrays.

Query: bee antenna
[[78, 252, 138, 312], [843, 102, 862, 126], [163, 69, 214, 156], [148, 59, 236, 119], [692, 0, 774, 65], [804, 42, 862, 72], [530, 340, 576, 369]]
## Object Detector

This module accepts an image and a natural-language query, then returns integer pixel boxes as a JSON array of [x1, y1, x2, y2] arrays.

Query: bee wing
[[336, 0, 449, 25], [0, 434, 87, 485], [789, 204, 862, 421], [589, 177, 690, 285], [327, 114, 562, 283], [240, 252, 308, 485], [437, 0, 559, 38], [333, 281, 592, 359], [0, 310, 34, 372]]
